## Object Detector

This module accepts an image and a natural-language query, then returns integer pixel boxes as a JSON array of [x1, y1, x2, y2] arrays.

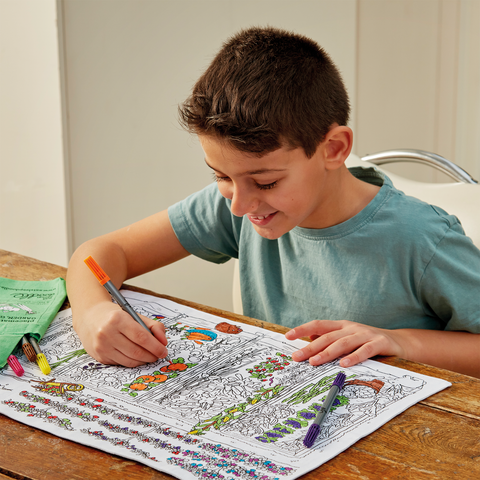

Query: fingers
[[289, 324, 358, 363], [285, 320, 343, 341], [144, 316, 169, 347], [305, 329, 377, 367], [116, 313, 169, 363], [286, 320, 399, 368], [82, 307, 170, 367]]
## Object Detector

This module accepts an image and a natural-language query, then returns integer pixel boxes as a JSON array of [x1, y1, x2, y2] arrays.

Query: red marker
[[7, 355, 24, 377]]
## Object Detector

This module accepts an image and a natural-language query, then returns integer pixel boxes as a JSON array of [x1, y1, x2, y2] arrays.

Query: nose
[[228, 184, 259, 217]]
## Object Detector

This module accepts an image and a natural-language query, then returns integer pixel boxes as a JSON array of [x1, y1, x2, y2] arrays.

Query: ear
[[321, 125, 353, 170]]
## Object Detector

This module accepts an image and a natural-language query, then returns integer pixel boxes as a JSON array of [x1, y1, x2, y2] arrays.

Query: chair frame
[[361, 149, 478, 184]]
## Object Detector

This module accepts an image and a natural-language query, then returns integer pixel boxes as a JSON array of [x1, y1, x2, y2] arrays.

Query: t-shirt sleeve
[[168, 183, 241, 264], [419, 219, 480, 333]]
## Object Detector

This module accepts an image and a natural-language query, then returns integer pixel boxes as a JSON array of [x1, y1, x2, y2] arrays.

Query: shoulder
[[363, 168, 465, 237], [348, 166, 464, 239], [169, 183, 231, 219], [390, 185, 464, 239]]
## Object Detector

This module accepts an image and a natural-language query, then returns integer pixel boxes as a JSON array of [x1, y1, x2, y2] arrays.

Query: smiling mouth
[[247, 212, 277, 225]]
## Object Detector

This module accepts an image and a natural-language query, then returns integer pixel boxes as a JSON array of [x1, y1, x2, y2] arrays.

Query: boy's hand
[[285, 320, 406, 368], [73, 301, 169, 367]]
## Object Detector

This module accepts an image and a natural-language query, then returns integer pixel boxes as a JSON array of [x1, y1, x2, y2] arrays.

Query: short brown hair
[[179, 26, 350, 158]]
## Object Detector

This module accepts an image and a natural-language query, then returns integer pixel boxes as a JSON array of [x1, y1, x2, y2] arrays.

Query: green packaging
[[0, 276, 66, 368]]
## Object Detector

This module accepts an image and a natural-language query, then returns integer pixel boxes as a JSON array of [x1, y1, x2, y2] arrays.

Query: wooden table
[[1, 249, 479, 479]]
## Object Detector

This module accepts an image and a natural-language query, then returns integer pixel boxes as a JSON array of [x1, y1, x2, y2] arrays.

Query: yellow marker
[[29, 336, 51, 375]]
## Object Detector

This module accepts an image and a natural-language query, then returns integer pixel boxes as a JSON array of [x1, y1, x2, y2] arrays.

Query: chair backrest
[[233, 152, 480, 315]]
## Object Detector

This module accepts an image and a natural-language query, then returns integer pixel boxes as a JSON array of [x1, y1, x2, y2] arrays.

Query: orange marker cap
[[84, 256, 110, 285]]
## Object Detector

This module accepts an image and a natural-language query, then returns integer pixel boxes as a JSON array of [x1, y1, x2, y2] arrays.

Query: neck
[[310, 165, 380, 229]]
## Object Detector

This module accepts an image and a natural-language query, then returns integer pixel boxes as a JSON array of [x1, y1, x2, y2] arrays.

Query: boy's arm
[[67, 209, 190, 367], [285, 320, 480, 378]]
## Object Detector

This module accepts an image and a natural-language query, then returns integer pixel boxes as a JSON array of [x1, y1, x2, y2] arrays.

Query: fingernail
[[292, 351, 306, 362], [341, 358, 350, 367]]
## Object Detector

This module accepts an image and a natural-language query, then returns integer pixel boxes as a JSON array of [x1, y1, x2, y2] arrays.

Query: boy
[[67, 27, 480, 377]]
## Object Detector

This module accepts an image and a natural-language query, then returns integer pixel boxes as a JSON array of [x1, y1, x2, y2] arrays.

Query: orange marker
[[84, 256, 171, 363]]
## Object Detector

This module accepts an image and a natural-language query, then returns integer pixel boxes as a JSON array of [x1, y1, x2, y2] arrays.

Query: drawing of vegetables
[[49, 348, 88, 368], [257, 390, 351, 443], [122, 359, 197, 396], [129, 383, 148, 391], [160, 357, 197, 373], [136, 375, 156, 382], [284, 373, 347, 405], [188, 384, 285, 435], [184, 328, 217, 344], [247, 353, 292, 380], [32, 379, 84, 396], [163, 363, 187, 371]]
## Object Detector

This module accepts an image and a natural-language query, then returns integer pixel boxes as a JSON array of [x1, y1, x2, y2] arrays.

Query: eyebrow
[[204, 158, 286, 176]]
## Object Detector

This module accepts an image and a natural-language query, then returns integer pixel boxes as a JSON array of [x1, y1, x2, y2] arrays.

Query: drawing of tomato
[[151, 374, 168, 383], [129, 383, 148, 390], [160, 363, 188, 372], [136, 375, 156, 383]]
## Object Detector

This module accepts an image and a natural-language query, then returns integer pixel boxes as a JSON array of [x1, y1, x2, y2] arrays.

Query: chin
[[254, 226, 286, 241]]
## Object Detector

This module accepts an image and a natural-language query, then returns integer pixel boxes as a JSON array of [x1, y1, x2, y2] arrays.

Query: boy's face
[[200, 135, 337, 240]]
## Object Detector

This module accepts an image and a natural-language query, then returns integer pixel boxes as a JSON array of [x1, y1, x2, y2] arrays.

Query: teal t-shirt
[[168, 167, 480, 333]]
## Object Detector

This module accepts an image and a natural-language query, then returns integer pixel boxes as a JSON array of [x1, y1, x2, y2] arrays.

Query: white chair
[[233, 149, 480, 315]]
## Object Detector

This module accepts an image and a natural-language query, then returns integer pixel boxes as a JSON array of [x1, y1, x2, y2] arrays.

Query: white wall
[[356, 0, 480, 183], [0, 0, 69, 266], [455, 0, 480, 182]]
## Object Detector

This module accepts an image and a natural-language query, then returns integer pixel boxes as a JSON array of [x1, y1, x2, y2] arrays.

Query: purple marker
[[303, 372, 346, 448]]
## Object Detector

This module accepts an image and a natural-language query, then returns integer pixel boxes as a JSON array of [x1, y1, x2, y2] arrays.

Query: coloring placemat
[[0, 290, 451, 480]]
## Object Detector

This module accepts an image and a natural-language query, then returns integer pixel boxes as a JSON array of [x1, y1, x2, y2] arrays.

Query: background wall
[[355, 0, 480, 183], [0, 0, 69, 267], [1, 0, 479, 312]]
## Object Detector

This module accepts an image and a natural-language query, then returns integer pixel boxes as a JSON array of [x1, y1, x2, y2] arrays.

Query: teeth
[[252, 214, 268, 220]]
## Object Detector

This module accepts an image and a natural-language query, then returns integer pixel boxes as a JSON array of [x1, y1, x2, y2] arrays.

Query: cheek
[[216, 182, 233, 200]]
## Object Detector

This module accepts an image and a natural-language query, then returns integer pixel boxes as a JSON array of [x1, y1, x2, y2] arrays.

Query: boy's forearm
[[66, 210, 189, 322], [66, 239, 129, 321], [393, 328, 480, 378]]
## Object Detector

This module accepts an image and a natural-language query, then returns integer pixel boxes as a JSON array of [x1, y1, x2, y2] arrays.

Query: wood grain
[[1, 249, 480, 480]]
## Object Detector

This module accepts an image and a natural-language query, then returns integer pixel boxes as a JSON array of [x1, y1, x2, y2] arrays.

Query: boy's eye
[[256, 181, 277, 190], [212, 173, 277, 190], [212, 173, 230, 183]]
